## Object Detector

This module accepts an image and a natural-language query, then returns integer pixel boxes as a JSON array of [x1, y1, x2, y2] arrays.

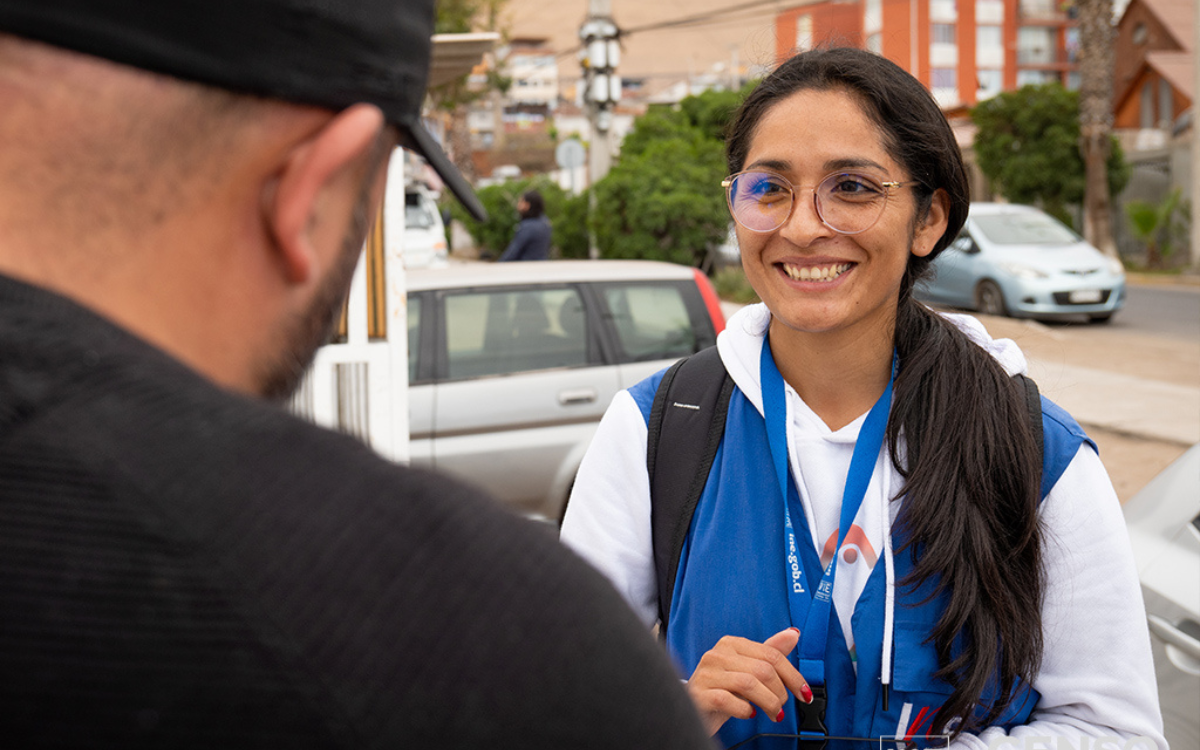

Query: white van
[[401, 187, 448, 269]]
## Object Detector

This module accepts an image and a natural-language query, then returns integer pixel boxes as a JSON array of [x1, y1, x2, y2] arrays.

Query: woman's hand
[[685, 627, 815, 735]]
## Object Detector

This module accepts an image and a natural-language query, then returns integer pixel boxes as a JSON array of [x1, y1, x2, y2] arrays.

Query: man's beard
[[255, 179, 377, 402]]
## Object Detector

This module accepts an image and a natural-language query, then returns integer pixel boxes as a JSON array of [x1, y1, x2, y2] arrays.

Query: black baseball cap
[[0, 0, 487, 220]]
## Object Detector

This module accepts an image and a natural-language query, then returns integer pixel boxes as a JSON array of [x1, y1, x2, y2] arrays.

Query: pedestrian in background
[[0, 1, 712, 747], [499, 189, 553, 261], [562, 46, 1164, 750]]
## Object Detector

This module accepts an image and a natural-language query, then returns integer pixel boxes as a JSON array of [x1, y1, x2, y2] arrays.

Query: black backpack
[[645, 345, 1043, 635]]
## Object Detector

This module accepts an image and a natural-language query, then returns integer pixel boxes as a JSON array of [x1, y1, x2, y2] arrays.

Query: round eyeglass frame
[[721, 170, 920, 236]]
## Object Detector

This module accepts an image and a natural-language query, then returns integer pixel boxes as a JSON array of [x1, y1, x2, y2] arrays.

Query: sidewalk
[[717, 300, 1200, 448], [1025, 357, 1200, 446]]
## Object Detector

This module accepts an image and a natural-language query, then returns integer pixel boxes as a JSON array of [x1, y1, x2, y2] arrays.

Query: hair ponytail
[[889, 291, 1044, 735]]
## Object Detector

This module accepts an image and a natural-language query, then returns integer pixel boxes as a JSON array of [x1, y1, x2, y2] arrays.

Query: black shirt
[[0, 274, 711, 749]]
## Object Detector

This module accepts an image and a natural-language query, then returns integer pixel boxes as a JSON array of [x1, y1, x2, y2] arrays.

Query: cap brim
[[402, 123, 487, 222]]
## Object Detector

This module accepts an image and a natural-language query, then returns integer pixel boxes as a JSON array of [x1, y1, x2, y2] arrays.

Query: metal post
[[580, 0, 620, 259], [1192, 14, 1200, 269]]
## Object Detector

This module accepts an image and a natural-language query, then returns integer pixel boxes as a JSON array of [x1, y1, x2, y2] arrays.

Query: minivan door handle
[[558, 388, 598, 406], [1147, 614, 1200, 662]]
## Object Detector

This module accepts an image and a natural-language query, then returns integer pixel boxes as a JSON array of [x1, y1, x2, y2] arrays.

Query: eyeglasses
[[722, 170, 919, 235]]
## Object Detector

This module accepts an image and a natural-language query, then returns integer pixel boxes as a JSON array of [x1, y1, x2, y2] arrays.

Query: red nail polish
[[775, 708, 785, 722], [801, 684, 814, 703], [789, 627, 800, 633], [749, 708, 757, 718]]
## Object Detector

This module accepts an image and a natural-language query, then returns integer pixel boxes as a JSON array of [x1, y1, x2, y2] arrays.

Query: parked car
[[405, 260, 726, 522], [1123, 443, 1200, 749], [401, 186, 448, 269], [915, 203, 1126, 323]]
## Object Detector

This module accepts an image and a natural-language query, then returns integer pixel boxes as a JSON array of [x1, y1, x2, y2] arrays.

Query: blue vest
[[629, 373, 1094, 749]]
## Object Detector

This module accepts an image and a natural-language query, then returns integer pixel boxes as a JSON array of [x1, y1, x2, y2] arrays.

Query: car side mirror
[[953, 236, 980, 254]]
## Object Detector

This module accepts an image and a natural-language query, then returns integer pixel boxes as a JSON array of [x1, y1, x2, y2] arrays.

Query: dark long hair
[[726, 48, 1043, 736]]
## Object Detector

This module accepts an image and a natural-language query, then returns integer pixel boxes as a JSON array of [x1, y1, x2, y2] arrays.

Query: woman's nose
[[777, 187, 835, 245]]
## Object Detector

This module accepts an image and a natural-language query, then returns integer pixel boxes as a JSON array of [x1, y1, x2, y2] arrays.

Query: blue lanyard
[[759, 338, 895, 686]]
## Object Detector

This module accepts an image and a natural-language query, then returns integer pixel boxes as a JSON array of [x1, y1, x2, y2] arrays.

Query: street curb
[[1125, 272, 1200, 289]]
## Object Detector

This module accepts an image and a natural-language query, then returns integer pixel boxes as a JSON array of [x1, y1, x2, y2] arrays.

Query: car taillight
[[692, 268, 726, 335]]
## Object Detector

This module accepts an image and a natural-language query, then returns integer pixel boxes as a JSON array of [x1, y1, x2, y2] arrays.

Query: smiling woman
[[560, 47, 1166, 750]]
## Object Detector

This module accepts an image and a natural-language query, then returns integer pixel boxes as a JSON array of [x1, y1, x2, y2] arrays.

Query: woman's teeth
[[782, 262, 851, 282]]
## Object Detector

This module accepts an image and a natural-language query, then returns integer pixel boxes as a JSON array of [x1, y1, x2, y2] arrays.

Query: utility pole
[[1192, 13, 1199, 269], [580, 0, 620, 259]]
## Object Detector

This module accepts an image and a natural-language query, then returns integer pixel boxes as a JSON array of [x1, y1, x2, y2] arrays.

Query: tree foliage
[[972, 83, 1129, 227], [590, 85, 753, 266]]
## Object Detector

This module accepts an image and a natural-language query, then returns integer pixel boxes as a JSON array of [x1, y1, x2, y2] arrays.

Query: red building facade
[[774, 0, 1081, 110]]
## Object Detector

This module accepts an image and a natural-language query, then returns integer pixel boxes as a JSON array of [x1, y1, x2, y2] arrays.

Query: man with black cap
[[0, 2, 713, 747]]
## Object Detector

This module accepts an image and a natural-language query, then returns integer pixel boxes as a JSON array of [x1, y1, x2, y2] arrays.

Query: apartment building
[[775, 0, 1082, 109]]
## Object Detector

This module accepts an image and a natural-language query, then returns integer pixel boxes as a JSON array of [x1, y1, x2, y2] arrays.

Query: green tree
[[590, 86, 751, 266], [972, 83, 1129, 227]]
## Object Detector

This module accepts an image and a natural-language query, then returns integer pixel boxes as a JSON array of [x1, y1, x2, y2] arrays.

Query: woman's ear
[[261, 103, 385, 285], [911, 188, 951, 259]]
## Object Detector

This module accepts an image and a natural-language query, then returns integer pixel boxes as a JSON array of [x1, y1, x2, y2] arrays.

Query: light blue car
[[916, 203, 1126, 323]]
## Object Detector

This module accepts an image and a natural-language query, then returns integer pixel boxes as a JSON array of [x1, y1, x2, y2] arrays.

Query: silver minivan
[[405, 260, 726, 521]]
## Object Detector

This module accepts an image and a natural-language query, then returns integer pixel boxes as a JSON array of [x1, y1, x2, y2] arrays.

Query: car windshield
[[973, 212, 1080, 245]]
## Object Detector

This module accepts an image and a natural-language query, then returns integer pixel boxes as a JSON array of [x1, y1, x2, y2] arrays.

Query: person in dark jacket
[[0, 2, 713, 747], [498, 190, 553, 261]]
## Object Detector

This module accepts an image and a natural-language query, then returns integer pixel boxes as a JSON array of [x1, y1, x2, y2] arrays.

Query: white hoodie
[[561, 303, 1166, 750]]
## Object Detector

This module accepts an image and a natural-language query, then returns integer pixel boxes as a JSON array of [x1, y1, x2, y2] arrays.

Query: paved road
[[1076, 284, 1200, 340]]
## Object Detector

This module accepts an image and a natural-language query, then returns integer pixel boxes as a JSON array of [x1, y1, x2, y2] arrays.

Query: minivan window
[[603, 284, 695, 361], [445, 288, 588, 380], [407, 296, 421, 382]]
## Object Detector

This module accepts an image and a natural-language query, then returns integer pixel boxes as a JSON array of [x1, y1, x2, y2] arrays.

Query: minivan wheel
[[976, 280, 1008, 317]]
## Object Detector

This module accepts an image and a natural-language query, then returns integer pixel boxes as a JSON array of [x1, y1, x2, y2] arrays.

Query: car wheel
[[1089, 313, 1114, 324], [975, 280, 1008, 317]]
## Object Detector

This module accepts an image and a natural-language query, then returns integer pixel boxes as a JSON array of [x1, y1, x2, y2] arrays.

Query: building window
[[931, 0, 958, 22], [1158, 78, 1174, 128], [795, 14, 814, 53], [1017, 69, 1055, 87], [1065, 27, 1080, 63], [977, 25, 1004, 67], [977, 0, 1004, 24], [1132, 22, 1147, 45], [1017, 26, 1055, 65], [1140, 81, 1155, 128], [933, 23, 957, 44], [865, 0, 883, 32], [977, 69, 1004, 100], [932, 68, 957, 89], [1066, 71, 1080, 90]]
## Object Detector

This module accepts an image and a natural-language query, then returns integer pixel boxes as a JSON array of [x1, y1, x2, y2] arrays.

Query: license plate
[[1069, 290, 1102, 304]]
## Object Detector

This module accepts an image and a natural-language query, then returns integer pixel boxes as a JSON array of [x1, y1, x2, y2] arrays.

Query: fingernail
[[789, 627, 800, 633], [775, 708, 785, 722], [801, 683, 814, 703], [749, 708, 756, 718]]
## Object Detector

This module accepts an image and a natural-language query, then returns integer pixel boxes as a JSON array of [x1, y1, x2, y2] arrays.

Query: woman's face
[[734, 88, 947, 342]]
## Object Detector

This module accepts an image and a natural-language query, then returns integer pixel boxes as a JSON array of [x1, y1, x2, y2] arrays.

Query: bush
[[711, 266, 760, 305]]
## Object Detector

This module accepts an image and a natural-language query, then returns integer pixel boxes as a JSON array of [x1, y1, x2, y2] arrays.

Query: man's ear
[[262, 103, 386, 285], [911, 188, 951, 259]]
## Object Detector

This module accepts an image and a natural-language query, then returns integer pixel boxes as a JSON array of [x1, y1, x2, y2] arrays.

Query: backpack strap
[[646, 345, 734, 635]]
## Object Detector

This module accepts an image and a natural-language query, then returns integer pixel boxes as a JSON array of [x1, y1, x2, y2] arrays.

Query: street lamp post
[[580, 1, 620, 259]]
